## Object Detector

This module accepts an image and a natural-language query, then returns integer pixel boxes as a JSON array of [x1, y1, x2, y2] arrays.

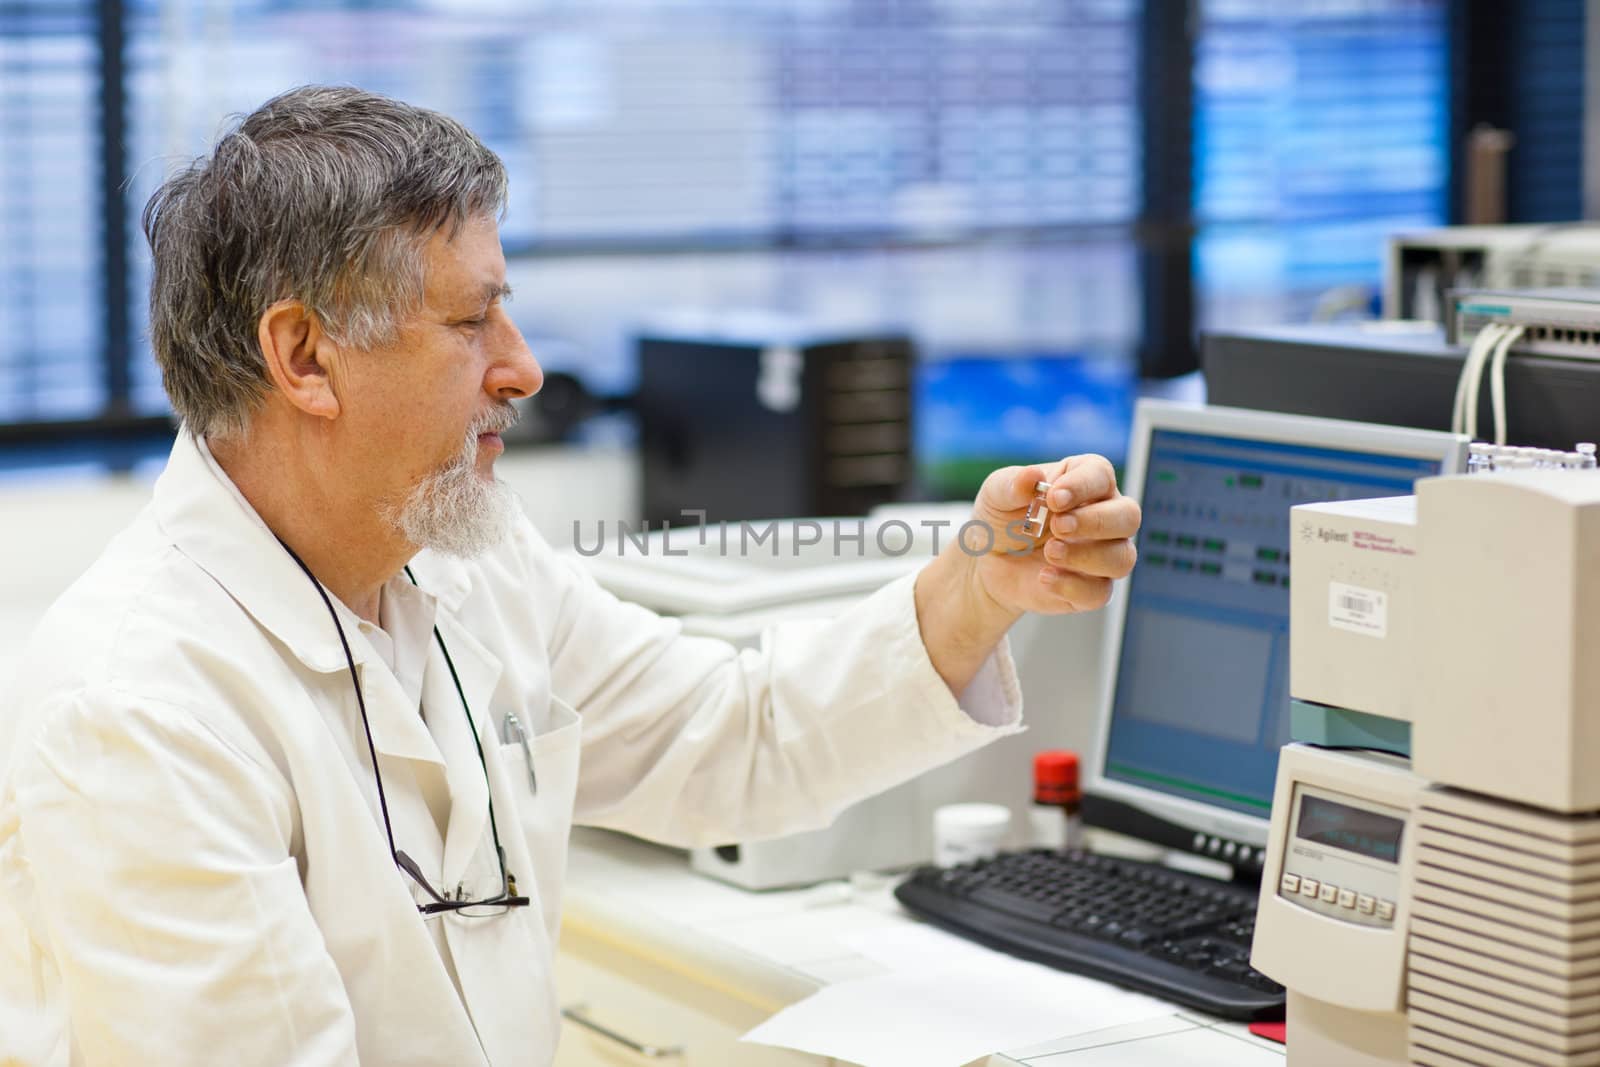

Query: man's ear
[[258, 299, 342, 420]]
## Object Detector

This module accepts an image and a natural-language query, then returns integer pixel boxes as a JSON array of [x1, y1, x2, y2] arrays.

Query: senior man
[[0, 86, 1139, 1066]]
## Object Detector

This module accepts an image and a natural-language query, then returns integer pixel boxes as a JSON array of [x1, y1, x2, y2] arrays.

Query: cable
[[1488, 323, 1526, 446], [1464, 322, 1509, 440], [1451, 322, 1493, 434], [1463, 324, 1501, 441], [1452, 321, 1506, 437], [1307, 743, 1412, 761]]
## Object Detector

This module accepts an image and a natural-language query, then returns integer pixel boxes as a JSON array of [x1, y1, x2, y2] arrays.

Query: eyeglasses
[[281, 541, 530, 918]]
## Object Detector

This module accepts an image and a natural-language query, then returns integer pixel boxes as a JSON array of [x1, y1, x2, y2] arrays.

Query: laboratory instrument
[[1256, 464, 1600, 1064], [1446, 287, 1600, 357], [1252, 745, 1423, 1065], [1384, 223, 1600, 322]]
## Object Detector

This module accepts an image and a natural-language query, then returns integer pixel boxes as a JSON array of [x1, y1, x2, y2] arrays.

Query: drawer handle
[[561, 1003, 685, 1059]]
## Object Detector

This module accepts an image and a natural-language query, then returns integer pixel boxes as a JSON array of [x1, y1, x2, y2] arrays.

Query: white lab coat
[[0, 431, 1022, 1066]]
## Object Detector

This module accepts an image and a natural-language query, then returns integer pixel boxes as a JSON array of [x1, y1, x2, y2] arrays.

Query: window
[[4, 0, 1538, 471], [1192, 0, 1450, 329], [0, 2, 103, 423], [121, 0, 1142, 401]]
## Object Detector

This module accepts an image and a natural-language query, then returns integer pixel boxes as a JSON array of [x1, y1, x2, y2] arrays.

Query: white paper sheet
[[742, 929, 1177, 1067]]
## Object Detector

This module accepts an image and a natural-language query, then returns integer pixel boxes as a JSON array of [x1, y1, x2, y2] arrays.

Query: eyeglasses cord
[[275, 536, 519, 905]]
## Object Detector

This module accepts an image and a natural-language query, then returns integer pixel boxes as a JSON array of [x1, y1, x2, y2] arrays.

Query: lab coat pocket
[[498, 695, 581, 942]]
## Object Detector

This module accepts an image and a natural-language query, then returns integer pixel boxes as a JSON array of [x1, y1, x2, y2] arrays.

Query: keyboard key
[[969, 887, 1063, 924], [1210, 959, 1248, 979]]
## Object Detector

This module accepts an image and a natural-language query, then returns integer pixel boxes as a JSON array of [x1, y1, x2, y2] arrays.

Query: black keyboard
[[894, 848, 1285, 1021]]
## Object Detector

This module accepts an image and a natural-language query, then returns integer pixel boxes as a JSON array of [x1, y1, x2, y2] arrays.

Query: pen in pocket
[[503, 710, 537, 795]]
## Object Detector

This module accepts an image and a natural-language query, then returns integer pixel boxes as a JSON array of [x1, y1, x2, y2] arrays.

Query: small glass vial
[[1579, 443, 1598, 470], [1030, 750, 1083, 851], [1022, 480, 1053, 538], [1466, 442, 1493, 474]]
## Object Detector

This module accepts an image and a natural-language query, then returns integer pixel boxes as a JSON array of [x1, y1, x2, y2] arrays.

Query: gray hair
[[142, 85, 508, 439]]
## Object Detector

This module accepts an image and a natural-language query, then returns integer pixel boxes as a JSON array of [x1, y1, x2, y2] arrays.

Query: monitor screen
[[1088, 402, 1465, 847]]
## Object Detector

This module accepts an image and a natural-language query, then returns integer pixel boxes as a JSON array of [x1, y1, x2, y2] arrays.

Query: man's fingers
[[983, 461, 1069, 514], [983, 465, 1041, 512], [1042, 537, 1138, 579], [1048, 455, 1118, 510], [1050, 496, 1141, 540]]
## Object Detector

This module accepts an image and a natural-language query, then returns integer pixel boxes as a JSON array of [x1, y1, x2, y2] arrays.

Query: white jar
[[933, 803, 1012, 868]]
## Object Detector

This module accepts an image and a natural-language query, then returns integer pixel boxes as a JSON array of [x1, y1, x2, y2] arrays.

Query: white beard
[[387, 407, 518, 558]]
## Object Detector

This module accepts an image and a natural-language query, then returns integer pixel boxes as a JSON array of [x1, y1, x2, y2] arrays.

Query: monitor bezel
[[1084, 399, 1469, 848]]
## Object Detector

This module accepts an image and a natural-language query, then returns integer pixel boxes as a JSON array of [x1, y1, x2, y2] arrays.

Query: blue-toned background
[[916, 352, 1135, 497]]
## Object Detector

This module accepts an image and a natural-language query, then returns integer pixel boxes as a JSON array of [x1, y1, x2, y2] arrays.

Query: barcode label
[[1330, 581, 1387, 638]]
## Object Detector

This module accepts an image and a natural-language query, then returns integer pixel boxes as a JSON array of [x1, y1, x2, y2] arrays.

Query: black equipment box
[[1202, 323, 1600, 452], [637, 332, 915, 526]]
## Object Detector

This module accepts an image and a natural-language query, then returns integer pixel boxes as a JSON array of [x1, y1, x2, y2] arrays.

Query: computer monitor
[[1083, 400, 1468, 866]]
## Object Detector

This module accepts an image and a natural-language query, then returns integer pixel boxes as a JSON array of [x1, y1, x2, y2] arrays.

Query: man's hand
[[966, 455, 1141, 617], [914, 455, 1140, 696]]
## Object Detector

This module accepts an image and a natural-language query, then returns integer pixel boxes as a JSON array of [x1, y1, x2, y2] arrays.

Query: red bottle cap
[[1033, 750, 1080, 804]]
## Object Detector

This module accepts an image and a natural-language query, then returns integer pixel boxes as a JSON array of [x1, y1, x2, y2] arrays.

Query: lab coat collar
[[152, 430, 502, 776], [153, 430, 367, 674], [152, 430, 474, 673]]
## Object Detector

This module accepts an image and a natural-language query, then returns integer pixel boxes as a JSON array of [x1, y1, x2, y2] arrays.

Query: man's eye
[[457, 316, 487, 330]]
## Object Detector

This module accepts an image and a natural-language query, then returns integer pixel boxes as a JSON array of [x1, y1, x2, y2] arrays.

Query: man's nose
[[487, 314, 543, 400]]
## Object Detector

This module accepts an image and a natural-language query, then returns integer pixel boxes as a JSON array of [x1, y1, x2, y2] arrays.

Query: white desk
[[557, 828, 1287, 1067]]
